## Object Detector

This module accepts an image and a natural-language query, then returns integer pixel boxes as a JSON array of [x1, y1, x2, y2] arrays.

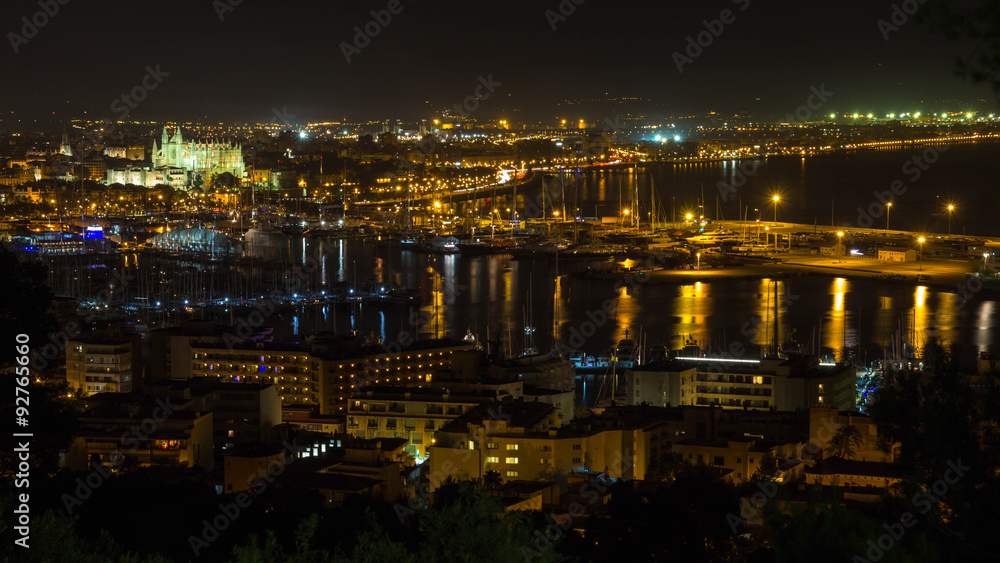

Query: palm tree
[[483, 469, 503, 496], [825, 425, 864, 460]]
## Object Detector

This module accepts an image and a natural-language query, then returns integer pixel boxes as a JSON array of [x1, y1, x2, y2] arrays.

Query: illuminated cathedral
[[152, 126, 245, 180]]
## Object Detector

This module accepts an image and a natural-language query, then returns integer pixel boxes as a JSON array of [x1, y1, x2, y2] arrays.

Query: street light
[[885, 202, 892, 235], [946, 204, 955, 236], [696, 252, 701, 271], [918, 236, 925, 270], [772, 194, 780, 224], [837, 231, 844, 257]]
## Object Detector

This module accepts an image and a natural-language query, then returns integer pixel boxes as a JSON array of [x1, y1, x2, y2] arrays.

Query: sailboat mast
[[633, 165, 639, 229], [561, 168, 567, 222], [650, 175, 655, 233]]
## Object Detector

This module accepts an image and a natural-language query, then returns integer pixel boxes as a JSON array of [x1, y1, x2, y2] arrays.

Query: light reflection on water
[[269, 239, 998, 367]]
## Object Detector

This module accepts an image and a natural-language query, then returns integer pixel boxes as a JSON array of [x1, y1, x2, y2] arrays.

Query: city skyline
[[4, 2, 1000, 562], [3, 1, 999, 127]]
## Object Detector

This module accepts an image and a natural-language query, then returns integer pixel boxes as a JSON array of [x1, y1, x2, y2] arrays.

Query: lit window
[[506, 471, 518, 478], [506, 444, 518, 451], [486, 456, 499, 464], [505, 457, 518, 464]]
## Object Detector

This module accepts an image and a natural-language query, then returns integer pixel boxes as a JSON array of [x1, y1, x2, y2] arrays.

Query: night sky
[[1, 0, 993, 126]]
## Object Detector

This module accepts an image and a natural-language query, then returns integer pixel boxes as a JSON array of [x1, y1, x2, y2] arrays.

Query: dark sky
[[1, 0, 994, 127]]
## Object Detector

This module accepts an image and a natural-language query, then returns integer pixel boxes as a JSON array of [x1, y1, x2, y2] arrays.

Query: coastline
[[574, 257, 1000, 296]]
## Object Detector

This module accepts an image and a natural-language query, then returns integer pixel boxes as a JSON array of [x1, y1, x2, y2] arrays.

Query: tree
[[917, 1, 1000, 96], [869, 341, 1000, 560], [0, 492, 172, 563], [825, 425, 864, 460], [0, 245, 55, 366], [211, 172, 237, 192], [416, 481, 565, 563], [228, 514, 330, 563], [765, 495, 938, 563], [482, 469, 503, 496], [0, 379, 81, 479], [577, 466, 743, 562], [751, 451, 779, 481]]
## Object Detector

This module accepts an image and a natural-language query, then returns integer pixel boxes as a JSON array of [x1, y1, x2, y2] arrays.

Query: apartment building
[[66, 337, 140, 395], [428, 401, 665, 492], [62, 392, 214, 472], [670, 438, 780, 483], [189, 337, 473, 414], [347, 387, 498, 460], [147, 377, 282, 453], [627, 356, 856, 411]]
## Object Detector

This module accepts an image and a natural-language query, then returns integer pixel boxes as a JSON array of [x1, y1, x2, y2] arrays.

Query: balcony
[[695, 386, 771, 397]]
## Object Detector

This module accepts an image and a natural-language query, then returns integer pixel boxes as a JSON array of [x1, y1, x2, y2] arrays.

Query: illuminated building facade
[[62, 393, 215, 472], [152, 126, 245, 180], [66, 338, 139, 395], [627, 357, 856, 411], [428, 401, 656, 492], [347, 387, 495, 459], [189, 339, 474, 415]]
